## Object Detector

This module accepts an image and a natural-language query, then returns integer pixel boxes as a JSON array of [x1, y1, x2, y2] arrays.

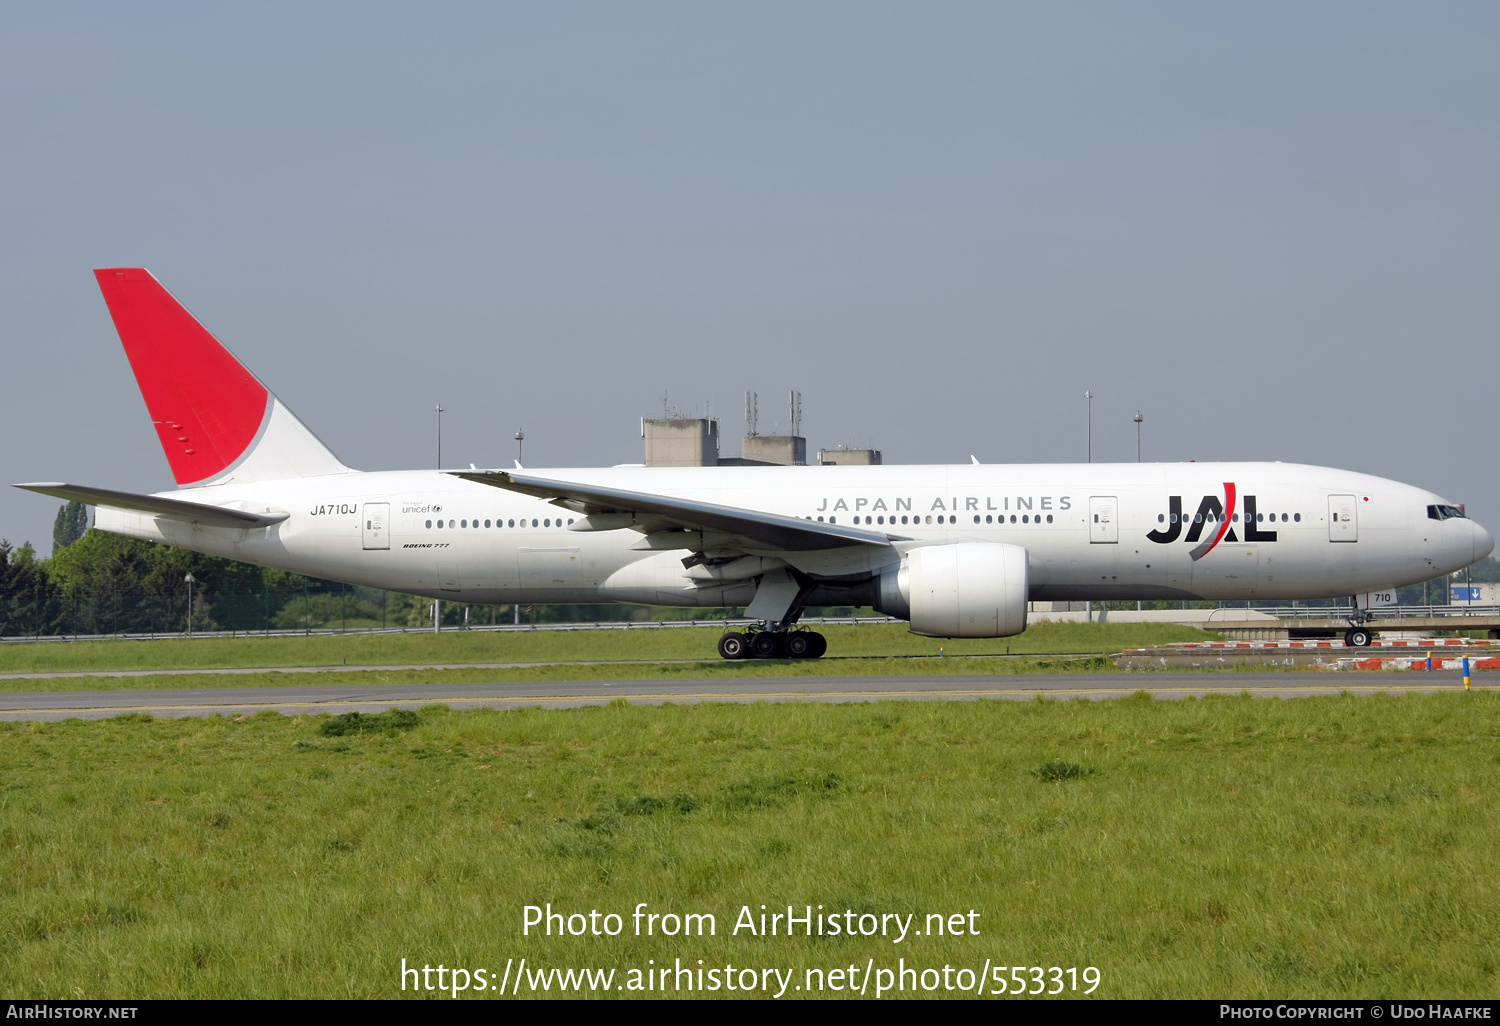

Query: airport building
[[642, 417, 883, 469]]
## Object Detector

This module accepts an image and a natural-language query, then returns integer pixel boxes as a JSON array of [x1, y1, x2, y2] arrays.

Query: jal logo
[[1146, 483, 1277, 561]]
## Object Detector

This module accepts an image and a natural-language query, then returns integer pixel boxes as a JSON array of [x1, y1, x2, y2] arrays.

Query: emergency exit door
[[1328, 494, 1358, 542], [1089, 496, 1118, 543], [362, 503, 389, 550]]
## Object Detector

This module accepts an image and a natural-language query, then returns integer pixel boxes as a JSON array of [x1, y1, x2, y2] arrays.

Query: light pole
[[1084, 390, 1093, 463], [184, 572, 194, 638], [435, 403, 444, 468], [1134, 411, 1144, 462], [514, 428, 525, 465]]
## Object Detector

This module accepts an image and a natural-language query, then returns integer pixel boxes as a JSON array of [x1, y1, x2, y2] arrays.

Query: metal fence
[[0, 614, 906, 645], [1212, 605, 1500, 620], [6, 593, 1498, 645]]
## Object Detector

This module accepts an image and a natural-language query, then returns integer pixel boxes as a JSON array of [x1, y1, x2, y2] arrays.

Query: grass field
[[3, 692, 1497, 998], [0, 621, 1217, 675]]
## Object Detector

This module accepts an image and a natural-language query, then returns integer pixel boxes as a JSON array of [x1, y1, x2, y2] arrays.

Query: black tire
[[750, 632, 782, 658], [784, 633, 813, 659], [718, 632, 749, 660], [807, 631, 827, 658], [1345, 627, 1372, 648]]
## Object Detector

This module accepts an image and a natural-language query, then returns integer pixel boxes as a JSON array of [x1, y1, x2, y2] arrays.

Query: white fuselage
[[94, 461, 1491, 607]]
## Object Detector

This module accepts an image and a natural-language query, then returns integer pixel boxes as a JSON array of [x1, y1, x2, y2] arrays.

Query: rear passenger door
[[362, 503, 389, 550]]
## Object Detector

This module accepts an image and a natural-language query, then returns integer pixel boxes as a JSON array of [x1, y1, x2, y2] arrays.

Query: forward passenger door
[[1328, 494, 1358, 542], [1089, 496, 1118, 543]]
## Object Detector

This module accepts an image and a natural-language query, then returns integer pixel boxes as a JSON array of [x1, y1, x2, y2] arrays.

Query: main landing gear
[[718, 628, 827, 660], [723, 569, 824, 659]]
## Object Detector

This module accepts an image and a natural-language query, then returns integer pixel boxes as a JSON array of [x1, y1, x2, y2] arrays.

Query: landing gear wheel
[[784, 633, 813, 659], [807, 632, 827, 658], [749, 632, 783, 659], [1344, 627, 1372, 648], [718, 632, 750, 660]]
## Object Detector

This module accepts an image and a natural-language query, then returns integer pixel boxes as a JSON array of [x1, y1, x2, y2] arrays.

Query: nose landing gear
[[1343, 595, 1375, 647]]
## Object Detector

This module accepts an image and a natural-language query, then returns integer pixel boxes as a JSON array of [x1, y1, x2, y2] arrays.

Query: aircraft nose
[[1475, 520, 1495, 563]]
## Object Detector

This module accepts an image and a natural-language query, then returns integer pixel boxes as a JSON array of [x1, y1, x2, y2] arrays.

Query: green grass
[[3, 693, 1497, 998], [0, 621, 1215, 675]]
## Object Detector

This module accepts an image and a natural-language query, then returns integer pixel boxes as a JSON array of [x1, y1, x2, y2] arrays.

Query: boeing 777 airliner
[[17, 269, 1493, 658]]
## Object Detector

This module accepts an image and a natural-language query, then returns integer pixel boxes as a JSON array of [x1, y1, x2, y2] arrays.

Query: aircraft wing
[[450, 470, 903, 554], [14, 483, 289, 530]]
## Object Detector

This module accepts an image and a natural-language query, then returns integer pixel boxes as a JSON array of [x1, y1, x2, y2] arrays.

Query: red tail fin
[[95, 268, 271, 485]]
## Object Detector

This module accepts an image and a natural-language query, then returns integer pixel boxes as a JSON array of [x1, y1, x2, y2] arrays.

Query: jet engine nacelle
[[877, 542, 1029, 638]]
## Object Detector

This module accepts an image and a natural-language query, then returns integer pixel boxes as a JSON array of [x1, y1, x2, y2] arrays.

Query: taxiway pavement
[[0, 672, 1479, 721]]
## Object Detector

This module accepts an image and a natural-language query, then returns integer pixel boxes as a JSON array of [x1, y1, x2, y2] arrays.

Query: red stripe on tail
[[94, 268, 270, 485]]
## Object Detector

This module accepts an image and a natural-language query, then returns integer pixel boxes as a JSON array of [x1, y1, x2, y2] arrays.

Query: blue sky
[[2, 3, 1497, 550]]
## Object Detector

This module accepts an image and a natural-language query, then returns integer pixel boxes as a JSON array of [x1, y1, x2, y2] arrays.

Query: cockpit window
[[1428, 504, 1467, 521]]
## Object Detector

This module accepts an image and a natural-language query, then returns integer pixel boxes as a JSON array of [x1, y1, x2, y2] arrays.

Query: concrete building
[[818, 447, 883, 466], [641, 415, 875, 470], [642, 418, 719, 467], [741, 434, 807, 466]]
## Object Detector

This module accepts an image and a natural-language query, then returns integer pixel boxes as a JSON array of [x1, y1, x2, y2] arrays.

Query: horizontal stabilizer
[[14, 483, 288, 529]]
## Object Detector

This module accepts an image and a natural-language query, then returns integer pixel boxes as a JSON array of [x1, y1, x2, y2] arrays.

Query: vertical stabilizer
[[93, 268, 352, 485]]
